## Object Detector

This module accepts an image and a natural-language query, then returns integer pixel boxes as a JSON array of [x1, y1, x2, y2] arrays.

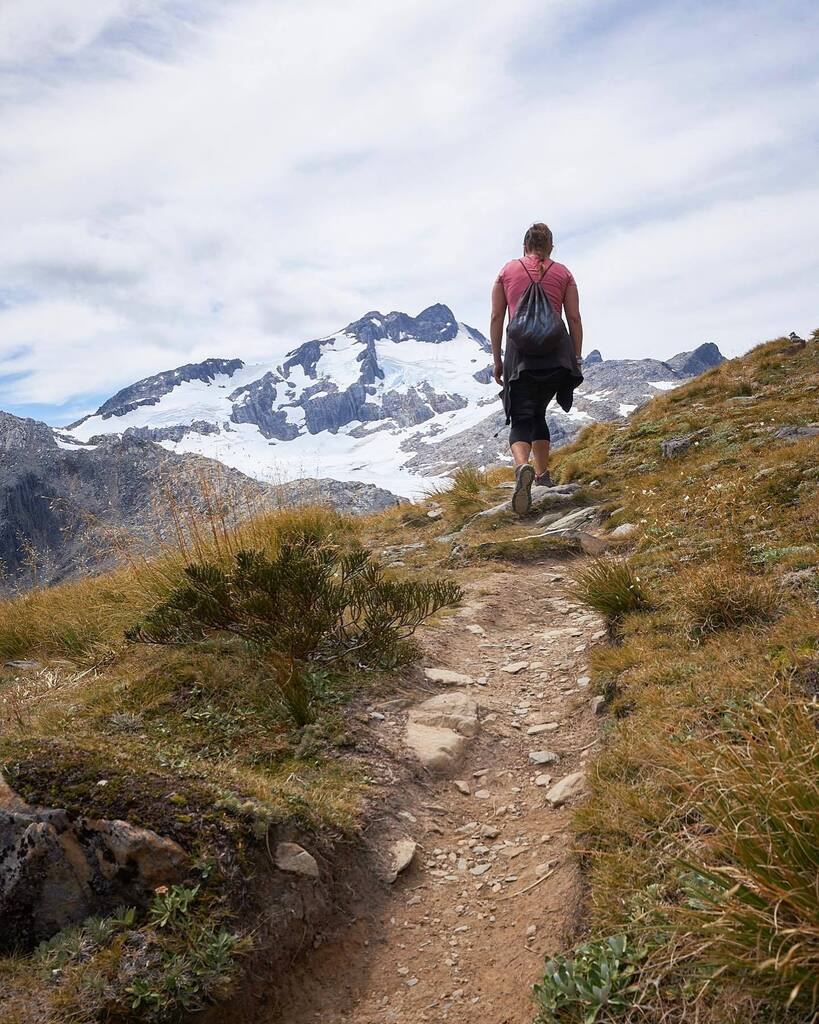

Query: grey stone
[[406, 691, 479, 775], [542, 506, 600, 535], [275, 842, 320, 878], [388, 839, 417, 881], [609, 522, 637, 539], [0, 778, 189, 953], [501, 661, 528, 674], [409, 691, 479, 738], [424, 667, 475, 687], [774, 424, 819, 443], [545, 771, 587, 807], [590, 695, 607, 715], [661, 428, 710, 460], [528, 750, 559, 765]]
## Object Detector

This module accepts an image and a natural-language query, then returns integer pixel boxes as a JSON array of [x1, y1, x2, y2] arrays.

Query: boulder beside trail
[[424, 667, 474, 687], [545, 771, 587, 807], [0, 776, 189, 953]]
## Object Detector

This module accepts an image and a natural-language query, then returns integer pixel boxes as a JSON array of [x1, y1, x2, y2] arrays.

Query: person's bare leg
[[510, 441, 531, 467], [532, 439, 550, 477]]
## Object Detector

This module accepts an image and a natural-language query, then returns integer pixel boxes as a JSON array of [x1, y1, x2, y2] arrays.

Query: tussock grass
[[669, 695, 819, 1012], [0, 504, 354, 664], [570, 558, 653, 627], [677, 563, 782, 636]]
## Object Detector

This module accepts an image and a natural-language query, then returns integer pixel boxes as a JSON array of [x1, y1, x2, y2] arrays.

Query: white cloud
[[0, 0, 817, 412]]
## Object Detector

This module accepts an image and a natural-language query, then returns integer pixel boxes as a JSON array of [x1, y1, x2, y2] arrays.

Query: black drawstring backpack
[[506, 259, 570, 356]]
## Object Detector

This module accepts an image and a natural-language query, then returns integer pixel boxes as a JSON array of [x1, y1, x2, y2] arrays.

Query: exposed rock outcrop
[[0, 777, 189, 952]]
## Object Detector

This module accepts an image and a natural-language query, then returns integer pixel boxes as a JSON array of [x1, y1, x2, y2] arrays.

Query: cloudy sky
[[1, 0, 817, 424]]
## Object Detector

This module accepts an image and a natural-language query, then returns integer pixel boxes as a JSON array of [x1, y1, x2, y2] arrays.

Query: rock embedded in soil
[[579, 533, 609, 556], [424, 667, 475, 687], [388, 839, 417, 881], [409, 691, 479, 738], [501, 661, 528, 674], [454, 780, 471, 795], [527, 723, 558, 735], [405, 723, 469, 774], [590, 695, 607, 715], [609, 522, 637, 539], [275, 842, 320, 878], [545, 772, 587, 807], [0, 777, 189, 952], [528, 750, 559, 765], [406, 692, 479, 776]]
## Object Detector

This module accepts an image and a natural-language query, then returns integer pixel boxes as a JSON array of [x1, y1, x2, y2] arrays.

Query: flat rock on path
[[405, 691, 480, 775], [271, 559, 604, 1024]]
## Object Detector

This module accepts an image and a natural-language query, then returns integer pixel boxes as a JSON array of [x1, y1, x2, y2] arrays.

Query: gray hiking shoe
[[534, 470, 554, 487], [511, 464, 535, 515]]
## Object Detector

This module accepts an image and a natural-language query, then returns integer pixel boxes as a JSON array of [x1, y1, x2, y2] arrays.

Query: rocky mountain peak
[[71, 357, 245, 427], [345, 303, 459, 345], [667, 342, 725, 376], [584, 349, 603, 365], [0, 411, 57, 453]]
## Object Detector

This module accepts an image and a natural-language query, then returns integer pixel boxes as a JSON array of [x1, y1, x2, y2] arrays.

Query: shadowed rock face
[[0, 777, 189, 953], [666, 342, 724, 377], [229, 373, 300, 440]]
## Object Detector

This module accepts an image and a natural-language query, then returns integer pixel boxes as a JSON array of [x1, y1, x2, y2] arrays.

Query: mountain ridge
[[60, 305, 725, 496]]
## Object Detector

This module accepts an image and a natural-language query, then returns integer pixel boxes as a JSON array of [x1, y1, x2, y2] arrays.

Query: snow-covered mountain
[[65, 304, 725, 496]]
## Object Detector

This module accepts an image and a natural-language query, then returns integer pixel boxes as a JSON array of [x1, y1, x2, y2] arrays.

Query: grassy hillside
[[533, 333, 818, 1023]]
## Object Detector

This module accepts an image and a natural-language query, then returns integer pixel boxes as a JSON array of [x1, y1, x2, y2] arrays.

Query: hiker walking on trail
[[491, 223, 583, 515]]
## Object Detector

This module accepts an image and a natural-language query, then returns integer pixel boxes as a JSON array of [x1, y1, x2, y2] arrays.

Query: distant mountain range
[[63, 304, 724, 495], [1, 304, 724, 589]]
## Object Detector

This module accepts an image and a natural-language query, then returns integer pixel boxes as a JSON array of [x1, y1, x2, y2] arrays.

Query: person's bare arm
[[564, 281, 583, 359], [490, 279, 507, 385]]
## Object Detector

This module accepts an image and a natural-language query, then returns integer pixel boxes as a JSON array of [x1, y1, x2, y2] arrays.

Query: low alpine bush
[[127, 539, 461, 723]]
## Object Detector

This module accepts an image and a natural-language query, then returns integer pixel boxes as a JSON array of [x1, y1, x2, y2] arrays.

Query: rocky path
[[273, 559, 605, 1024]]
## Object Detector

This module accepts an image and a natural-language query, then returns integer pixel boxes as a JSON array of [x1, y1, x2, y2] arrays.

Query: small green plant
[[123, 882, 248, 1020], [571, 558, 653, 630], [533, 934, 643, 1023], [148, 883, 200, 929]]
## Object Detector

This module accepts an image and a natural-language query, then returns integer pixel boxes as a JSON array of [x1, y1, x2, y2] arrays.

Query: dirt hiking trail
[[271, 558, 604, 1023]]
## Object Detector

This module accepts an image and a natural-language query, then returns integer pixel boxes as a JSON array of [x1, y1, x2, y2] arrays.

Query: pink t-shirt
[[496, 256, 576, 320]]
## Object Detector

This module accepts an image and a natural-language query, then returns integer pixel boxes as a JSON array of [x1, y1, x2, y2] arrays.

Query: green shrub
[[128, 540, 461, 724], [533, 934, 644, 1023]]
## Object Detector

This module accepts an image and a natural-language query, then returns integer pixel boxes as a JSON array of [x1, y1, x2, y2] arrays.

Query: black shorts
[[508, 371, 561, 445]]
